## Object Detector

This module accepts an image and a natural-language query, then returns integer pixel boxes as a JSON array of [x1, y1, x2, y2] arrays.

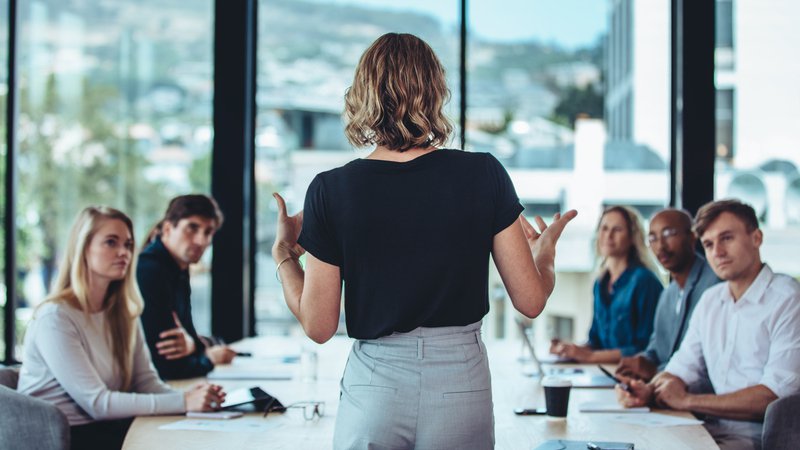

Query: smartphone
[[513, 407, 547, 415]]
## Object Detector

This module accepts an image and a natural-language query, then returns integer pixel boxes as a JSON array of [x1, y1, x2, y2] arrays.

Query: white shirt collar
[[720, 263, 772, 305]]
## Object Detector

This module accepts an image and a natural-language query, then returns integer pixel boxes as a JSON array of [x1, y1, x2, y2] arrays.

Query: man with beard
[[139, 195, 237, 380], [615, 208, 720, 382]]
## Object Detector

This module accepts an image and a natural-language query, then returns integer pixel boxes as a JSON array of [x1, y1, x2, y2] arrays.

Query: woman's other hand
[[272, 193, 306, 262]]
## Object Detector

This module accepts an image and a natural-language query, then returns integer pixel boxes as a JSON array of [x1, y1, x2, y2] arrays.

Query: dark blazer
[[137, 237, 214, 380]]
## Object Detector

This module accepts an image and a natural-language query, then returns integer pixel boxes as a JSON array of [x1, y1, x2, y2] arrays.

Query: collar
[[720, 263, 773, 305], [604, 264, 638, 291], [141, 236, 187, 277]]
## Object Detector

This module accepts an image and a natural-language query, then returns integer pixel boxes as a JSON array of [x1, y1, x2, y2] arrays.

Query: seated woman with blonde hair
[[550, 205, 663, 363], [17, 206, 224, 450]]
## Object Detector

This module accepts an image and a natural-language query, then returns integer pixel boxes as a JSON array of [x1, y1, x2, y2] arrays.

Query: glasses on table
[[263, 400, 325, 421]]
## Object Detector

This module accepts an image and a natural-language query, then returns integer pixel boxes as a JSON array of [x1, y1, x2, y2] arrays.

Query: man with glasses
[[616, 208, 720, 382], [618, 200, 800, 449]]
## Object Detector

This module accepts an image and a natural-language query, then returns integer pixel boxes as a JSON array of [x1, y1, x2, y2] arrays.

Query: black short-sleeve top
[[297, 149, 524, 339]]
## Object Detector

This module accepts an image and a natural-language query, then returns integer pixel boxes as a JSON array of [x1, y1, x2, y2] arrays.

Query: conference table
[[123, 335, 719, 449]]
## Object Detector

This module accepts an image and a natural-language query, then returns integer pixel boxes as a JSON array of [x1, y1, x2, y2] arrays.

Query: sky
[[319, 0, 608, 49]]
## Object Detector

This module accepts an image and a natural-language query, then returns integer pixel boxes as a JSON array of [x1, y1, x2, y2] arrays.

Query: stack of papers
[[159, 418, 279, 432], [579, 402, 650, 413], [605, 413, 704, 427], [207, 369, 293, 380]]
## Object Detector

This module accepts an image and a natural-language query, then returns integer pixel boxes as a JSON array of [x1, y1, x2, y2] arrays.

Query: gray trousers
[[333, 321, 494, 450]]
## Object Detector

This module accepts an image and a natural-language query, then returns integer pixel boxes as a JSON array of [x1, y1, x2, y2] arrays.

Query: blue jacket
[[588, 264, 664, 356]]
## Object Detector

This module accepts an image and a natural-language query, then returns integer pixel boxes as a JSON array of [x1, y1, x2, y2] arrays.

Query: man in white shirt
[[617, 199, 800, 450]]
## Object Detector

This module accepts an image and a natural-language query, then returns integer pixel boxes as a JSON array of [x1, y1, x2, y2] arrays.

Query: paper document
[[606, 412, 703, 427], [579, 401, 649, 413], [207, 369, 293, 380], [159, 418, 278, 432]]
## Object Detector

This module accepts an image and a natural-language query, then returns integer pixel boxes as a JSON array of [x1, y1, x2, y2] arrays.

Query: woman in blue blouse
[[551, 206, 663, 363]]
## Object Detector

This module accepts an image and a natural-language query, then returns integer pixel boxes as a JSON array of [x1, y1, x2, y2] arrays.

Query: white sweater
[[17, 302, 185, 426]]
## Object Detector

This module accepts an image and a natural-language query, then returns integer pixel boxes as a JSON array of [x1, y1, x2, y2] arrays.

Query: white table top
[[123, 335, 718, 450]]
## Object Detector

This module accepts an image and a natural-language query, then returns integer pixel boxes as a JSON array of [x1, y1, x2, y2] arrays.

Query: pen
[[597, 365, 634, 393], [235, 351, 252, 357]]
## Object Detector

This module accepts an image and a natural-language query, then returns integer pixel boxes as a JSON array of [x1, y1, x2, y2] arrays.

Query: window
[[13, 0, 214, 354], [714, 0, 800, 279], [716, 88, 734, 161], [716, 0, 734, 48], [254, 0, 460, 335], [470, 0, 671, 346]]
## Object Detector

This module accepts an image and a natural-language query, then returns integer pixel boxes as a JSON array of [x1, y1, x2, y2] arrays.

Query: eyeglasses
[[647, 227, 686, 245], [263, 400, 325, 421]]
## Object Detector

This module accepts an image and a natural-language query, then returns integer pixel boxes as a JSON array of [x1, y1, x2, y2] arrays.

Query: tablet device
[[186, 411, 243, 419], [220, 386, 284, 411]]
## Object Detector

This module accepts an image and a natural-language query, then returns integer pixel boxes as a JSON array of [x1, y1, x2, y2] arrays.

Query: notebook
[[533, 440, 634, 450]]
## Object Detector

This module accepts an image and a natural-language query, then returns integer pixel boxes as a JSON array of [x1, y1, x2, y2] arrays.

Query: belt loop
[[417, 338, 423, 360]]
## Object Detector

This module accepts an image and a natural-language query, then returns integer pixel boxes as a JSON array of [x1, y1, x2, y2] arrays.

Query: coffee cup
[[542, 376, 572, 418]]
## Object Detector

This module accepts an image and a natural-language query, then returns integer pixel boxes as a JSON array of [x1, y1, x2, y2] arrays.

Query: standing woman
[[550, 206, 663, 363], [272, 33, 576, 450], [17, 206, 224, 450]]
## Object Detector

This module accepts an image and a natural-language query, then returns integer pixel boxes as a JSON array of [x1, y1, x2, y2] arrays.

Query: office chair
[[0, 366, 70, 450], [762, 393, 800, 450]]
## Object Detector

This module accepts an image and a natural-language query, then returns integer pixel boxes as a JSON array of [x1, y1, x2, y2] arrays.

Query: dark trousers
[[70, 418, 133, 450]]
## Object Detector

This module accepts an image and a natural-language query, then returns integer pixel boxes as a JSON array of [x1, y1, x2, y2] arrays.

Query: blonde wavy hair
[[42, 206, 144, 391], [344, 33, 453, 152], [595, 205, 660, 276]]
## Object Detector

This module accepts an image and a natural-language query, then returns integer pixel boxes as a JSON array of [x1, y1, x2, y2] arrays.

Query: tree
[[549, 82, 604, 129], [17, 74, 171, 298]]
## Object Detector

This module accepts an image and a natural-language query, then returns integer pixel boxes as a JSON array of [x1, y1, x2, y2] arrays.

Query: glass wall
[[254, 0, 460, 335], [12, 0, 214, 352], [714, 0, 800, 279], [469, 0, 671, 346]]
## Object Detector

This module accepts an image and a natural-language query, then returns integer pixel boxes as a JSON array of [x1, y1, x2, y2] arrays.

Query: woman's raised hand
[[272, 193, 306, 262], [519, 210, 578, 260]]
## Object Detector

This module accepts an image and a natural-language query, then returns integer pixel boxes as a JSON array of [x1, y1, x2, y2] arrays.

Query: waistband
[[357, 321, 484, 359]]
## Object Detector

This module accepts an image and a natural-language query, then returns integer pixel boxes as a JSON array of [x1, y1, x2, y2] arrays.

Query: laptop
[[515, 318, 616, 389]]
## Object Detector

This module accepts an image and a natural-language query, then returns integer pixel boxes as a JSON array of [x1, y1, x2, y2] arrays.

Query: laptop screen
[[515, 317, 544, 377]]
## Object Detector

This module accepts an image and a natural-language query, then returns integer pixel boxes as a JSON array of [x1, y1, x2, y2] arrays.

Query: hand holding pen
[[598, 365, 655, 408], [597, 365, 633, 393]]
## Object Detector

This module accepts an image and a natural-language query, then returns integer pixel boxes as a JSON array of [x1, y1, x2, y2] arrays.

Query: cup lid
[[542, 376, 572, 387]]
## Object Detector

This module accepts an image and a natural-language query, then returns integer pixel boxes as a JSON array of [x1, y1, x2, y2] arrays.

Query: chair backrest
[[0, 366, 20, 389], [763, 393, 800, 450], [0, 368, 70, 450]]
